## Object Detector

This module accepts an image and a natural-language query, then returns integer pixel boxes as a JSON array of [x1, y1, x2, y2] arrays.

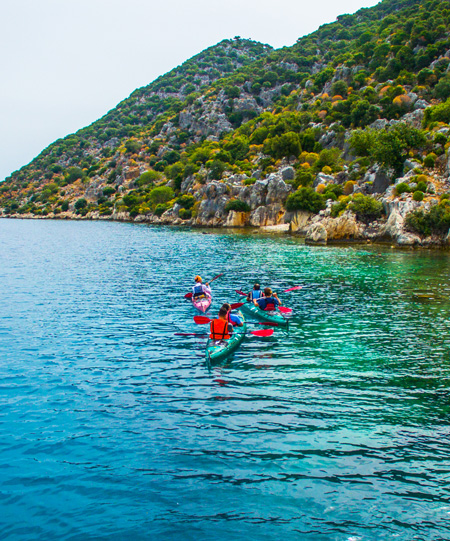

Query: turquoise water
[[1, 219, 450, 540]]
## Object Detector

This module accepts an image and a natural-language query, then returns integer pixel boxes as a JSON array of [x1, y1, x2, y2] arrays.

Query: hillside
[[3, 0, 450, 246]]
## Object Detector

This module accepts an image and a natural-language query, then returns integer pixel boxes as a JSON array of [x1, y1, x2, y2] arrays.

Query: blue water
[[1, 219, 450, 540]]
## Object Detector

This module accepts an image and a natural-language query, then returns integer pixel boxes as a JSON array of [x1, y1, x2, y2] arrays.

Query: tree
[[148, 186, 175, 206]]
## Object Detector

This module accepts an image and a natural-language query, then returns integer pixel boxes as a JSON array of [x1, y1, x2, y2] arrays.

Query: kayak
[[192, 295, 212, 313], [240, 301, 288, 326], [206, 311, 247, 363]]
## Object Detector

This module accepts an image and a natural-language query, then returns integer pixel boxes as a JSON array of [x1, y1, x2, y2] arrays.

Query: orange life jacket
[[209, 318, 231, 340]]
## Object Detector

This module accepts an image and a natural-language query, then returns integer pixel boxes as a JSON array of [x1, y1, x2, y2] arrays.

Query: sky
[[0, 0, 380, 182]]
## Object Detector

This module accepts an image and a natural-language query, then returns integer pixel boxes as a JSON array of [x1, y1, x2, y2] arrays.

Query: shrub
[[285, 187, 325, 213], [154, 203, 169, 216], [61, 201, 69, 212], [322, 166, 332, 174], [138, 170, 160, 186], [176, 194, 195, 209], [413, 190, 424, 201], [125, 140, 141, 154], [179, 208, 192, 220], [65, 167, 83, 184], [343, 180, 356, 195], [405, 204, 450, 236], [323, 184, 343, 198], [330, 200, 348, 217], [75, 198, 87, 210], [224, 199, 251, 213], [348, 194, 383, 222], [416, 180, 428, 192], [316, 183, 326, 194], [243, 178, 256, 186], [424, 153, 437, 168], [148, 186, 174, 206], [103, 187, 116, 197], [395, 182, 410, 195]]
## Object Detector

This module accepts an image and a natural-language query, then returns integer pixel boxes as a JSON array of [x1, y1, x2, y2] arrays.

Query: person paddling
[[209, 307, 232, 341], [253, 287, 280, 312], [222, 303, 244, 327], [192, 275, 212, 300], [247, 283, 264, 302]]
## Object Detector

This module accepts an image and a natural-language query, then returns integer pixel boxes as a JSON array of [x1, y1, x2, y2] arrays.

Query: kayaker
[[222, 303, 244, 327], [253, 287, 280, 312], [192, 275, 212, 300], [209, 307, 232, 341], [247, 283, 264, 301]]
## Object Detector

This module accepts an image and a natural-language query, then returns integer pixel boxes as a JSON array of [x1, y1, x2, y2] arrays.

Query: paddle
[[193, 315, 277, 326], [231, 301, 292, 314], [175, 329, 273, 337], [283, 286, 303, 292], [184, 273, 224, 299]]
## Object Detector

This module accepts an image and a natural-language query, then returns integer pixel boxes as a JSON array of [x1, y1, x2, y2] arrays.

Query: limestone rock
[[288, 210, 314, 234], [281, 166, 295, 181], [250, 204, 285, 227], [363, 165, 392, 194], [313, 173, 335, 188], [225, 210, 249, 227], [305, 223, 327, 244]]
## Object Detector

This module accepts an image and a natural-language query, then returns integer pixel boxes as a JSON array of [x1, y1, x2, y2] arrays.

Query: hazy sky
[[0, 0, 380, 181]]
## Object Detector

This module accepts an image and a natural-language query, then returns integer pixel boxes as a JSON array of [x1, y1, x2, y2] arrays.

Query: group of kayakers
[[192, 276, 281, 342]]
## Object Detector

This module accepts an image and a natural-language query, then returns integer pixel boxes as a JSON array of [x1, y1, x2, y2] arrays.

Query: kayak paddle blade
[[250, 329, 274, 337], [235, 290, 247, 296], [230, 302, 244, 309], [184, 292, 193, 299], [279, 306, 293, 313], [194, 315, 211, 324], [283, 286, 303, 292]]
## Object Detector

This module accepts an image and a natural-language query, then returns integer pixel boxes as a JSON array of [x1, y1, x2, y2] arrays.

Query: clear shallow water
[[1, 219, 450, 540]]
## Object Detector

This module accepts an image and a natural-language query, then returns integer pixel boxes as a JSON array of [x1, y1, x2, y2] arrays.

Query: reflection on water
[[1, 219, 450, 540]]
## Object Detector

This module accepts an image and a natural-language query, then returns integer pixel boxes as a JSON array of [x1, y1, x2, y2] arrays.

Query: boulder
[[250, 204, 285, 227], [305, 223, 327, 244], [280, 166, 295, 181], [266, 175, 291, 204], [363, 165, 392, 194], [313, 173, 335, 188], [225, 210, 249, 227], [288, 210, 314, 234]]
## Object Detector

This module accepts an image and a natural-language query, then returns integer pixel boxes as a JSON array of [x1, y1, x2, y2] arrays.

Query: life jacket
[[263, 297, 276, 311], [193, 284, 204, 298], [227, 312, 239, 327], [251, 289, 263, 300], [210, 318, 231, 340]]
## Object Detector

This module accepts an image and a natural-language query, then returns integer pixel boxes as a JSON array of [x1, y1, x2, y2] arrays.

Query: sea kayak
[[240, 301, 288, 326], [192, 296, 212, 313], [206, 311, 247, 363]]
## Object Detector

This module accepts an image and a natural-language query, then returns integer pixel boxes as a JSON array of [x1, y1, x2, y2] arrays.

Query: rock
[[266, 175, 291, 204], [320, 211, 365, 241], [400, 109, 424, 128], [280, 166, 295, 181], [378, 199, 422, 245], [313, 173, 335, 188], [363, 165, 392, 194], [225, 210, 249, 227], [305, 223, 327, 244], [288, 210, 313, 234], [370, 119, 389, 130], [319, 130, 336, 148], [249, 204, 285, 226], [414, 99, 429, 110]]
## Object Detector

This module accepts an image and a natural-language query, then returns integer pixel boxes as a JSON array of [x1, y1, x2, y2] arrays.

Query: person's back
[[247, 283, 263, 301], [254, 287, 280, 311], [209, 307, 232, 340], [192, 275, 212, 299], [222, 303, 243, 327]]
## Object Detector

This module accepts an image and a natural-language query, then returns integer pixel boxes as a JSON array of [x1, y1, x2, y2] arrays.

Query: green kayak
[[206, 311, 247, 363], [240, 301, 288, 326]]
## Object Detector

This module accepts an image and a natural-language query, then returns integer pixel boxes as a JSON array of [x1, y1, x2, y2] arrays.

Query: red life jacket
[[209, 318, 231, 340], [263, 297, 276, 311]]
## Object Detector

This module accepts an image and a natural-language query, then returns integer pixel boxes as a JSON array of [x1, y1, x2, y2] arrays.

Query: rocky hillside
[[3, 0, 450, 246]]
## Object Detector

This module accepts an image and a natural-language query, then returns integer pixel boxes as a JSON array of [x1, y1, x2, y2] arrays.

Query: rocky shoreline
[[5, 165, 450, 248]]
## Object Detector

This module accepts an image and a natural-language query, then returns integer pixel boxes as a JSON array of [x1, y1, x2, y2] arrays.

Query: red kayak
[[191, 296, 212, 313]]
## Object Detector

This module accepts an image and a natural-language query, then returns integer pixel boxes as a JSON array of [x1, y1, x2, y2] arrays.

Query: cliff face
[[3, 0, 450, 246]]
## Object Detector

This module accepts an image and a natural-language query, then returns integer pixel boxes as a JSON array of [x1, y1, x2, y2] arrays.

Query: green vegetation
[[224, 199, 251, 212], [405, 202, 450, 236], [3, 0, 450, 240]]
